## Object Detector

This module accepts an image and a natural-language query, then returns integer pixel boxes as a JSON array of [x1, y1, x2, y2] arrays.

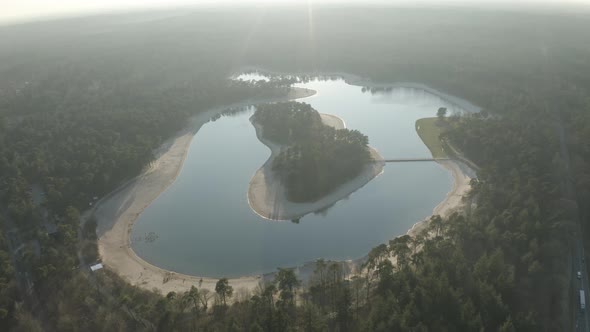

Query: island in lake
[[248, 102, 385, 220]]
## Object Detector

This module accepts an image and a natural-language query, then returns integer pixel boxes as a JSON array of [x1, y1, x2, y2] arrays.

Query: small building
[[90, 263, 103, 272]]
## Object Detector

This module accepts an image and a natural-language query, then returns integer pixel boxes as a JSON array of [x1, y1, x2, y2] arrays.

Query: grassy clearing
[[415, 117, 448, 159]]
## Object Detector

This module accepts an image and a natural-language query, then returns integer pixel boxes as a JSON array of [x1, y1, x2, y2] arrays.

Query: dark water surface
[[131, 75, 467, 277]]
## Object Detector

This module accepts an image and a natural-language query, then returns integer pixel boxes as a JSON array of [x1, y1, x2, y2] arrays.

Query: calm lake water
[[131, 75, 469, 278]]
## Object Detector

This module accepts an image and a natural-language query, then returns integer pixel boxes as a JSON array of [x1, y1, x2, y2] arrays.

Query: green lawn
[[415, 117, 448, 159]]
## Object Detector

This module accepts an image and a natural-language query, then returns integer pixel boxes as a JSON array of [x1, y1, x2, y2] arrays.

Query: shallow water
[[131, 75, 468, 278]]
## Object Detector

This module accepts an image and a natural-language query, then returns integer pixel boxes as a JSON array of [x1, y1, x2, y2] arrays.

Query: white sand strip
[[406, 159, 473, 237], [95, 88, 315, 295], [95, 77, 474, 295]]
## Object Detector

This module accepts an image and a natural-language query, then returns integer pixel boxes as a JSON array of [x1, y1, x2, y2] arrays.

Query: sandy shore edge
[[235, 67, 477, 236], [96, 72, 476, 295], [95, 88, 316, 295], [247, 113, 385, 221], [406, 159, 472, 238]]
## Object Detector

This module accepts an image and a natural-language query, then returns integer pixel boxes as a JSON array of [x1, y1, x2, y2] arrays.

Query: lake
[[131, 74, 470, 278]]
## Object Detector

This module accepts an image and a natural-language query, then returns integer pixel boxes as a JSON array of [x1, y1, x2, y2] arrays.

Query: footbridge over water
[[381, 157, 450, 163]]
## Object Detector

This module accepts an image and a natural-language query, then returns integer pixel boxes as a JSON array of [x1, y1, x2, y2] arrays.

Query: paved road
[[580, 250, 590, 332], [556, 119, 590, 332]]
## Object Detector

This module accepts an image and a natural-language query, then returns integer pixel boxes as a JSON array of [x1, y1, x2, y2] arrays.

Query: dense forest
[[253, 102, 371, 202], [1, 4, 590, 331], [0, 49, 301, 330]]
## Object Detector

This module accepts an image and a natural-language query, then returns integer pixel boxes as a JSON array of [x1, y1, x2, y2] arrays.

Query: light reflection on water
[[131, 74, 465, 277]]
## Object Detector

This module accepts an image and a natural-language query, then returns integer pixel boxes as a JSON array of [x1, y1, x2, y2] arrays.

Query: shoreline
[[96, 73, 476, 295], [406, 159, 473, 238], [236, 67, 477, 238], [95, 88, 316, 295], [247, 113, 385, 221], [233, 66, 482, 114]]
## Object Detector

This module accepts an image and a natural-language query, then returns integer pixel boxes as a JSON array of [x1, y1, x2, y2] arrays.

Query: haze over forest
[[2, 0, 589, 24], [2, 1, 590, 331]]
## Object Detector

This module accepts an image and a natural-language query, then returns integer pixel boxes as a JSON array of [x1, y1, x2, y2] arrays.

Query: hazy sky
[[1, 0, 588, 24]]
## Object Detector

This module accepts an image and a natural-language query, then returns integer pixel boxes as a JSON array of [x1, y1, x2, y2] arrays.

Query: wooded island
[[252, 102, 373, 202]]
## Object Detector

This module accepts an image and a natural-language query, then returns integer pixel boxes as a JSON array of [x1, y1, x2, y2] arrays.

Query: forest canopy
[[1, 5, 590, 331]]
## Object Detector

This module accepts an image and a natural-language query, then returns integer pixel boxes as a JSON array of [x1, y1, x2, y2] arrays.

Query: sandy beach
[[95, 88, 316, 295], [247, 113, 385, 221], [235, 67, 477, 236], [406, 159, 473, 237], [95, 74, 475, 296]]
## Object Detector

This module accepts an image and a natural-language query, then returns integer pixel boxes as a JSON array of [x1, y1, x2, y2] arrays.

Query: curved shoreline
[[247, 113, 385, 221], [95, 75, 476, 295], [406, 159, 473, 238], [236, 67, 477, 237], [234, 66, 482, 114], [95, 88, 316, 294]]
